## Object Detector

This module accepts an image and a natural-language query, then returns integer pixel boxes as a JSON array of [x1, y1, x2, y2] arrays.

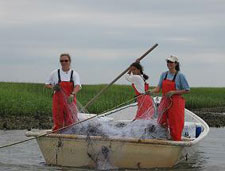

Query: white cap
[[166, 55, 178, 62]]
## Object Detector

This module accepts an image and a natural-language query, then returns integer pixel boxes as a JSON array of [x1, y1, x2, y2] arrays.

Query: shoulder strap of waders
[[164, 72, 168, 80], [70, 70, 74, 86], [172, 71, 178, 82], [57, 69, 61, 83]]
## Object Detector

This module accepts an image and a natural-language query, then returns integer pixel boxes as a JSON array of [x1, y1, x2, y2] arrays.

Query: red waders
[[159, 72, 185, 141], [52, 70, 78, 131], [132, 83, 154, 120]]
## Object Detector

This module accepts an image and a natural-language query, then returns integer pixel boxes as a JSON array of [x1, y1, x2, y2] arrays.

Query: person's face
[[60, 55, 71, 68], [130, 66, 141, 75], [166, 60, 176, 70]]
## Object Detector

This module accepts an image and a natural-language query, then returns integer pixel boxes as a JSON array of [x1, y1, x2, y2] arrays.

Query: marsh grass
[[0, 82, 224, 116], [184, 88, 225, 109]]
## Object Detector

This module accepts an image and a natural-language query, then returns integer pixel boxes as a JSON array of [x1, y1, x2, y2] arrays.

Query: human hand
[[136, 58, 140, 63], [67, 94, 74, 104], [166, 91, 175, 98], [53, 84, 60, 91], [132, 118, 136, 122]]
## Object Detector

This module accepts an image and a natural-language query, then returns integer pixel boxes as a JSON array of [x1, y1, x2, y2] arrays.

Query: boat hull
[[26, 104, 209, 169], [33, 133, 185, 169]]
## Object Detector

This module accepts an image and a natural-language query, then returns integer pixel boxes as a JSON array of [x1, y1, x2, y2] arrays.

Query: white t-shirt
[[125, 73, 146, 94], [46, 69, 81, 87]]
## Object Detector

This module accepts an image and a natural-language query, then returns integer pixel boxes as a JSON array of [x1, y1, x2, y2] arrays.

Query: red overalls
[[132, 82, 154, 120], [52, 69, 78, 131], [158, 72, 185, 141]]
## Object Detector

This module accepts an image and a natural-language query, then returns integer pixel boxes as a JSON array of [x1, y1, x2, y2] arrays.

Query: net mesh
[[58, 95, 172, 169], [61, 89, 79, 123]]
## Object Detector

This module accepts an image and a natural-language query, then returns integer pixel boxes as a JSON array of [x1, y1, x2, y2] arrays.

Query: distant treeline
[[0, 82, 225, 117]]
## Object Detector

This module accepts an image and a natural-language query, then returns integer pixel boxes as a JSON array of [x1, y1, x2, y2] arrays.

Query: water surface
[[0, 128, 225, 171]]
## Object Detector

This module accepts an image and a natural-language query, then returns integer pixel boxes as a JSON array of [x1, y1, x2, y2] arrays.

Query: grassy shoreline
[[0, 82, 225, 129]]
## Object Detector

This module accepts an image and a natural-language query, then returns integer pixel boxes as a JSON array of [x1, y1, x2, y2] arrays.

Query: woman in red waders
[[45, 53, 81, 131], [150, 56, 190, 141], [125, 62, 154, 120]]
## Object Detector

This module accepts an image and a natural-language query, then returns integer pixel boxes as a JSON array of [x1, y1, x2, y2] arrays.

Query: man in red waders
[[150, 56, 190, 141], [45, 53, 81, 131]]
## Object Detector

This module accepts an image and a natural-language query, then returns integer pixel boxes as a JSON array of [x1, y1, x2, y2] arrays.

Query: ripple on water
[[0, 128, 225, 171]]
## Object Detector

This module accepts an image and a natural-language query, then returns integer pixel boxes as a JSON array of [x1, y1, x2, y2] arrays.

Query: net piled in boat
[[59, 96, 172, 170]]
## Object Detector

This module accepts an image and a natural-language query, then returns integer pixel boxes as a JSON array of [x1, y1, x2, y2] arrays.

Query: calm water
[[0, 128, 225, 171]]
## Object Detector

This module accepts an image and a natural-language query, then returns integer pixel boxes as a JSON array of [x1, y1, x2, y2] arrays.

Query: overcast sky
[[0, 0, 224, 87]]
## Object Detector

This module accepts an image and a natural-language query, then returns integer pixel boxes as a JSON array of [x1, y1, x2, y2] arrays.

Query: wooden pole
[[83, 43, 158, 109]]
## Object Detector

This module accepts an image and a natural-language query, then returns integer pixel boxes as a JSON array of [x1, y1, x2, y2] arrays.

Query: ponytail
[[142, 73, 149, 81], [175, 62, 180, 71]]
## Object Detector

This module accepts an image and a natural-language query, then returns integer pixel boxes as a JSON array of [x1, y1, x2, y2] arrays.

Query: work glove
[[166, 91, 175, 98], [67, 94, 74, 104], [53, 84, 60, 92]]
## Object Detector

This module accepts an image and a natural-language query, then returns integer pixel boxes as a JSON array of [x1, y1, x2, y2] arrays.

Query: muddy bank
[[1, 109, 225, 130], [0, 115, 53, 130], [191, 106, 225, 127], [191, 106, 225, 113]]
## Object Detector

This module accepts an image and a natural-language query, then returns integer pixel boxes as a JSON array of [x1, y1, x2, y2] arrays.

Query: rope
[[0, 94, 171, 149], [0, 94, 142, 149], [0, 137, 36, 149]]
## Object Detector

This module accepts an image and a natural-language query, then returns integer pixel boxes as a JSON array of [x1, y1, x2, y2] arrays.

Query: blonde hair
[[60, 53, 71, 61]]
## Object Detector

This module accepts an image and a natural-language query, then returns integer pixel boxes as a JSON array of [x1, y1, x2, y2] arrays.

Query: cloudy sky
[[0, 0, 224, 87]]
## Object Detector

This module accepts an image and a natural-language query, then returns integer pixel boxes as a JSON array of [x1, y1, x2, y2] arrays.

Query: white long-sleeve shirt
[[125, 73, 147, 94]]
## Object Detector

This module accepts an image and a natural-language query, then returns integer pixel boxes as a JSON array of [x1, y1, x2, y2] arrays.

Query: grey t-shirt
[[158, 71, 190, 91]]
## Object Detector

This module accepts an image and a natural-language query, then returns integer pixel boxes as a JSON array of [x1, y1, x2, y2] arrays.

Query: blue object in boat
[[196, 125, 202, 138]]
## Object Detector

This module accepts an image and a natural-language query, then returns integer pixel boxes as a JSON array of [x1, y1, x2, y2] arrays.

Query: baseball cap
[[166, 55, 178, 62]]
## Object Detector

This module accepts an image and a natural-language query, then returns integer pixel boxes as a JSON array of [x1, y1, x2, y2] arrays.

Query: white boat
[[26, 98, 209, 169]]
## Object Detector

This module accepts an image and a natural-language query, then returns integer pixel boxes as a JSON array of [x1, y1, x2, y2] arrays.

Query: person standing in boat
[[149, 55, 190, 141], [45, 53, 81, 131], [125, 62, 154, 120]]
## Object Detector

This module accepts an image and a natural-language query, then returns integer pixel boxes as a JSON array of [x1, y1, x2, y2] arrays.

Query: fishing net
[[59, 90, 79, 126], [157, 96, 173, 125], [0, 93, 173, 170], [134, 94, 156, 120], [57, 95, 173, 170]]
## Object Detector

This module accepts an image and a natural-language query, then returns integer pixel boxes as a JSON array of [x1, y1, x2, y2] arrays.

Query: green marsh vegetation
[[0, 82, 225, 117]]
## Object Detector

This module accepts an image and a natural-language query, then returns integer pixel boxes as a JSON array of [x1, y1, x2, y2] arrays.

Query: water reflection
[[0, 128, 225, 171]]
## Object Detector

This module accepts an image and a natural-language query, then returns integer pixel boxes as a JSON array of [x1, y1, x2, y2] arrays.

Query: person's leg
[[157, 97, 170, 127], [168, 96, 185, 141], [52, 94, 64, 131]]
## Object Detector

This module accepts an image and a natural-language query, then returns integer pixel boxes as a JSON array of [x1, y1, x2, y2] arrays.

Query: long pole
[[83, 43, 158, 109], [0, 45, 159, 149]]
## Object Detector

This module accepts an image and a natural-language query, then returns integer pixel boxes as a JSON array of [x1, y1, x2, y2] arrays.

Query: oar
[[83, 43, 158, 110]]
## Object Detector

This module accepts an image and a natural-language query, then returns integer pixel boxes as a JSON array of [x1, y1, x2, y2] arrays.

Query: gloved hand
[[53, 84, 60, 91], [67, 94, 74, 104], [166, 91, 175, 98]]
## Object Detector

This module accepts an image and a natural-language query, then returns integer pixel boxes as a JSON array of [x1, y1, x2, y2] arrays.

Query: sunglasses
[[60, 60, 69, 63], [167, 60, 175, 64]]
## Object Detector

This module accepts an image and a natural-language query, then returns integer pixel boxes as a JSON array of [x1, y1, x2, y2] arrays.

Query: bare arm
[[127, 66, 131, 74], [71, 85, 81, 95], [45, 84, 53, 89], [168, 89, 190, 96], [150, 86, 161, 94]]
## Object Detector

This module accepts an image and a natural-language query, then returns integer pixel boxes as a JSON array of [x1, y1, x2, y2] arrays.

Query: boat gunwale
[[25, 103, 209, 148], [26, 131, 194, 147]]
